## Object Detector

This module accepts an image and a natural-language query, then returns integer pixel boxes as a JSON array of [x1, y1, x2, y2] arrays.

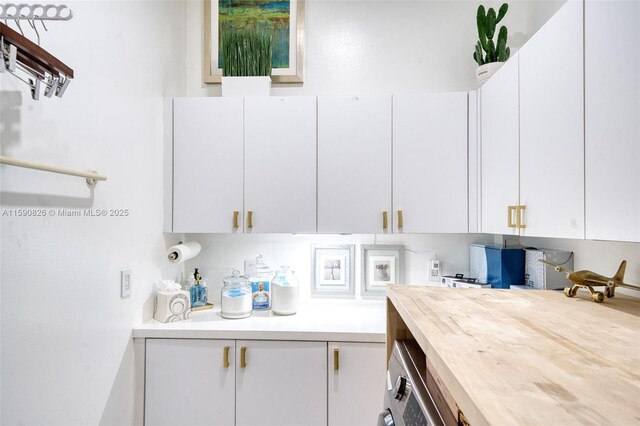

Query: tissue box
[[525, 248, 573, 290], [154, 290, 191, 323]]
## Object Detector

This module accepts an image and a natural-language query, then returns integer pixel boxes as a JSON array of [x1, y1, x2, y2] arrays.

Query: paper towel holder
[[168, 241, 184, 261]]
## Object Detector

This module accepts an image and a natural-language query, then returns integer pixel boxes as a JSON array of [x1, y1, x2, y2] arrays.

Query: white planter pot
[[475, 62, 504, 87], [221, 76, 271, 97]]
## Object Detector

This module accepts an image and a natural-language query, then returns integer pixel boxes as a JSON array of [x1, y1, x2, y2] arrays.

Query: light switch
[[121, 270, 132, 298]]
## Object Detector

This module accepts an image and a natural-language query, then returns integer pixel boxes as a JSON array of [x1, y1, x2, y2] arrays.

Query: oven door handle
[[377, 409, 395, 426]]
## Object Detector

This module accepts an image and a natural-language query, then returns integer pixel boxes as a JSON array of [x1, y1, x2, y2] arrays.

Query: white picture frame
[[311, 245, 355, 297], [361, 245, 404, 297]]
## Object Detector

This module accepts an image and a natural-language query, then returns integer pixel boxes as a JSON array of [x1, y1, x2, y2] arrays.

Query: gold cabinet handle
[[397, 210, 404, 229], [240, 346, 247, 368], [517, 205, 526, 229], [247, 211, 253, 229], [382, 211, 388, 230], [223, 346, 230, 368], [333, 348, 339, 371], [233, 211, 239, 229], [507, 206, 517, 228]]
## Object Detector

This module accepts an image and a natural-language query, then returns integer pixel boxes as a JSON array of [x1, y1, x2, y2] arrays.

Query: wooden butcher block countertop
[[386, 285, 640, 426]]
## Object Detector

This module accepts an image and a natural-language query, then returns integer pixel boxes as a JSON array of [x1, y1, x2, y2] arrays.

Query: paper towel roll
[[167, 241, 201, 264]]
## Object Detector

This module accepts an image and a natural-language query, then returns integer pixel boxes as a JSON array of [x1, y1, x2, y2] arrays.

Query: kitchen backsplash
[[182, 233, 495, 304], [180, 233, 640, 304]]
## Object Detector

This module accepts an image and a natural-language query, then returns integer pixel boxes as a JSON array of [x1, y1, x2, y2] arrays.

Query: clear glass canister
[[271, 266, 299, 316], [247, 255, 274, 310], [221, 270, 252, 319]]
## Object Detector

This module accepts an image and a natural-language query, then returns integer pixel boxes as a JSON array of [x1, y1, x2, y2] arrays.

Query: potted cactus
[[221, 30, 273, 96], [473, 3, 511, 86]]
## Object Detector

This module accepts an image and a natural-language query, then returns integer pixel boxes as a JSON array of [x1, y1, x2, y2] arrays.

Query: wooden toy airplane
[[538, 259, 640, 303]]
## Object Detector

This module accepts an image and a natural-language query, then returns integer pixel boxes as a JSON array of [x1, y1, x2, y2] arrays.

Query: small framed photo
[[311, 245, 355, 297], [361, 245, 404, 297]]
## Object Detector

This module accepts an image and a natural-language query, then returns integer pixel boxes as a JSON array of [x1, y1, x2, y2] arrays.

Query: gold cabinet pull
[[517, 205, 526, 229], [240, 346, 247, 368], [247, 211, 253, 229], [507, 206, 517, 228], [333, 348, 339, 371], [223, 346, 230, 368], [232, 211, 239, 229], [383, 211, 388, 230], [397, 210, 404, 229]]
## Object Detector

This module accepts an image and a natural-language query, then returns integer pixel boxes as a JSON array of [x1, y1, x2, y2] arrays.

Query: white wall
[[2, 0, 636, 424], [518, 236, 640, 297], [0, 2, 185, 424], [184, 233, 496, 304], [186, 0, 566, 97], [187, 232, 640, 304]]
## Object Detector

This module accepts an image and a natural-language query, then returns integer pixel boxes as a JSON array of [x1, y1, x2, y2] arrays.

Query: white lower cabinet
[[145, 339, 384, 426], [328, 342, 386, 426], [236, 340, 327, 426], [145, 339, 235, 426]]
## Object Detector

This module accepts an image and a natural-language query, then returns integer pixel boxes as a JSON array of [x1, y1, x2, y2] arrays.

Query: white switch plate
[[428, 259, 441, 282], [244, 259, 256, 276], [121, 270, 132, 298]]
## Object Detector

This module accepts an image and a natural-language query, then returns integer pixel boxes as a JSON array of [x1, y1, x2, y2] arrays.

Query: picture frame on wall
[[361, 245, 404, 297], [203, 0, 305, 84], [311, 244, 355, 297]]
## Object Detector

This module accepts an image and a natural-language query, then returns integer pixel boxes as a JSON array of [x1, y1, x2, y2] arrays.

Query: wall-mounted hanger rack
[[0, 4, 74, 22], [0, 4, 74, 100], [0, 156, 107, 186]]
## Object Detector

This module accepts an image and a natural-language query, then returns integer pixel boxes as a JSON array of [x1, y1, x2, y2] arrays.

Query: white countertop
[[133, 300, 386, 342]]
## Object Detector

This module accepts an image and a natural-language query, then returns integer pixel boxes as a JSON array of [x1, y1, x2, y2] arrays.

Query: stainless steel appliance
[[378, 340, 456, 426]]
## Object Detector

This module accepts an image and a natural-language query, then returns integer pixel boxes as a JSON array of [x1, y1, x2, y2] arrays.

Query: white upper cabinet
[[393, 93, 469, 233], [244, 97, 317, 233], [468, 91, 481, 234], [518, 0, 584, 239], [585, 0, 640, 242], [172, 97, 244, 233], [317, 96, 392, 234], [480, 54, 520, 235]]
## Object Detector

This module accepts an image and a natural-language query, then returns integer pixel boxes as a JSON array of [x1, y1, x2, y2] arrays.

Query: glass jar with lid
[[246, 255, 274, 310], [221, 270, 252, 319], [271, 266, 299, 316]]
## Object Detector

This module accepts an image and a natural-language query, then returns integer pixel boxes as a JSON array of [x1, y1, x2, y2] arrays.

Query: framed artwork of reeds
[[204, 0, 304, 84]]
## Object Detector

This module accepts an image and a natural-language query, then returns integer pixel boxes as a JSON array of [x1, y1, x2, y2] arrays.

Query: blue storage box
[[469, 244, 525, 289]]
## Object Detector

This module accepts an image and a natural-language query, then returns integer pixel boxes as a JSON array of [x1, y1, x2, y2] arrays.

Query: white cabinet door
[[244, 97, 317, 233], [480, 55, 520, 235], [585, 1, 640, 242], [393, 92, 468, 233], [173, 98, 244, 233], [519, 0, 584, 239], [235, 340, 327, 426], [328, 342, 386, 426], [145, 339, 235, 426], [318, 96, 392, 234], [468, 91, 481, 234]]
